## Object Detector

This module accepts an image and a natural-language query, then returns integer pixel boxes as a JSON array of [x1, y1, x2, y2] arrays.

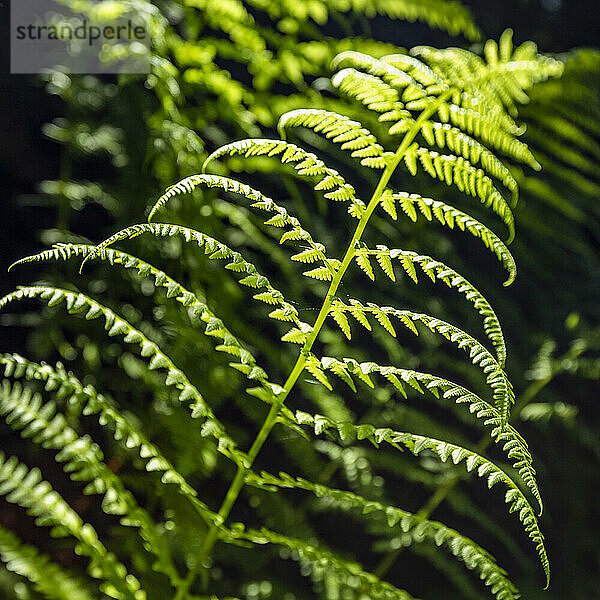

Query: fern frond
[[278, 109, 388, 168], [230, 526, 418, 600], [76, 223, 310, 344], [203, 139, 365, 217], [368, 246, 506, 366], [247, 470, 520, 600], [294, 412, 549, 586], [379, 190, 516, 285], [413, 31, 563, 119], [0, 452, 146, 600], [0, 380, 179, 585], [0, 524, 94, 600], [10, 244, 292, 417], [331, 53, 538, 168], [331, 300, 514, 421], [304, 357, 541, 512], [148, 175, 330, 273], [0, 353, 222, 527], [402, 145, 515, 241], [0, 286, 234, 449]]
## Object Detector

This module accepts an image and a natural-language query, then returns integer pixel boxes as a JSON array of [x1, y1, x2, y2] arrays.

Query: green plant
[[1, 32, 563, 600]]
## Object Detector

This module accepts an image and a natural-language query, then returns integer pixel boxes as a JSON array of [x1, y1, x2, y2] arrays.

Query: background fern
[[1, 1, 599, 599]]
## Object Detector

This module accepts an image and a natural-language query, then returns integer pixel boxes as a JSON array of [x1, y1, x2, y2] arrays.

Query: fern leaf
[[331, 51, 539, 168], [402, 145, 515, 242], [295, 412, 549, 586], [76, 223, 304, 339], [203, 138, 366, 218], [278, 109, 388, 168], [314, 358, 541, 513], [419, 121, 519, 202], [378, 247, 507, 366], [323, 0, 480, 41], [10, 244, 291, 416], [247, 471, 520, 600], [147, 173, 330, 270], [0, 286, 233, 447], [382, 191, 516, 285], [333, 300, 514, 421], [332, 67, 406, 116], [0, 452, 146, 600]]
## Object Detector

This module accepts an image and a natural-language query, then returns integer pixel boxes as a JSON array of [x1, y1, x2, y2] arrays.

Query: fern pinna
[[1, 33, 561, 600]]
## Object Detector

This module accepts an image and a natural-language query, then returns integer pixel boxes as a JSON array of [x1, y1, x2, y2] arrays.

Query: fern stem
[[177, 92, 453, 599]]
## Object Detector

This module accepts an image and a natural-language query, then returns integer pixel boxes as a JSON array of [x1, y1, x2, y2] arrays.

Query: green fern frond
[[203, 139, 365, 217], [413, 30, 563, 119], [0, 380, 179, 585], [379, 190, 516, 285], [0, 354, 222, 527], [247, 470, 520, 600], [331, 301, 515, 421], [0, 524, 94, 600], [402, 144, 515, 241], [77, 223, 310, 342], [0, 286, 233, 448], [331, 52, 539, 168], [277, 109, 388, 168], [147, 174, 338, 277], [294, 412, 549, 586], [302, 356, 541, 512], [9, 244, 292, 417], [0, 452, 146, 600], [365, 246, 507, 366]]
